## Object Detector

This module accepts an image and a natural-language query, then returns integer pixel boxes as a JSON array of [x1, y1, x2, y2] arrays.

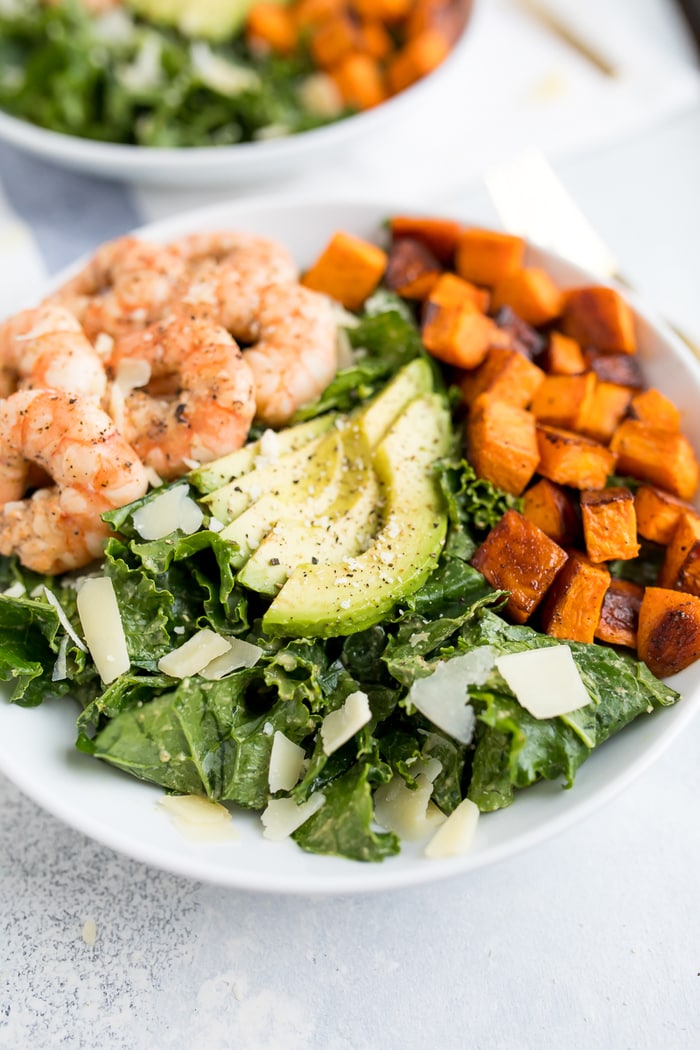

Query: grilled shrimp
[[0, 304, 107, 401], [172, 231, 298, 341], [243, 283, 339, 426], [50, 236, 188, 341], [109, 313, 256, 478], [0, 390, 149, 574]]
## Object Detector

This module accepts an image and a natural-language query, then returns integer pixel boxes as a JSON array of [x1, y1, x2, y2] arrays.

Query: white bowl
[[1, 195, 699, 895], [0, 4, 474, 187]]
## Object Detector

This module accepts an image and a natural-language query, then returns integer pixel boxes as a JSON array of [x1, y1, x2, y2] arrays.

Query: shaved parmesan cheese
[[3, 581, 26, 598], [320, 691, 371, 755], [132, 485, 204, 540], [407, 648, 495, 745], [44, 586, 87, 652], [261, 792, 325, 841], [424, 798, 479, 859], [495, 645, 592, 719], [374, 760, 446, 841], [52, 635, 68, 683], [158, 629, 231, 679], [75, 577, 130, 684], [199, 638, 262, 679], [190, 43, 261, 96], [159, 795, 237, 843], [268, 732, 305, 793]]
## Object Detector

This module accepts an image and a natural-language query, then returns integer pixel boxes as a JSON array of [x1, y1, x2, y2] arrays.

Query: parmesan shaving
[[158, 629, 231, 679], [43, 586, 87, 652], [261, 792, 325, 841], [75, 577, 130, 684]]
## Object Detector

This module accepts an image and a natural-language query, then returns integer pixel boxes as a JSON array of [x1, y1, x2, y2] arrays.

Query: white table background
[[1, 2, 700, 1047]]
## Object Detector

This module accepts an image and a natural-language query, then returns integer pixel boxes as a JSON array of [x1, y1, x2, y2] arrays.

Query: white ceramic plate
[[1, 196, 699, 895], [0, 5, 473, 187]]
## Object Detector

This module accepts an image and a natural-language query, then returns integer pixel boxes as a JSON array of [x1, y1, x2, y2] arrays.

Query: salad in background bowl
[[0, 195, 699, 895], [0, 0, 474, 184]]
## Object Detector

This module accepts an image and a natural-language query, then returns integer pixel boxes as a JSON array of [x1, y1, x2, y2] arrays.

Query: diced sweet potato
[[330, 52, 387, 110], [634, 484, 700, 545], [576, 381, 633, 444], [471, 509, 568, 624], [581, 487, 640, 563], [540, 552, 610, 643], [492, 305, 547, 360], [421, 301, 496, 369], [457, 347, 545, 409], [628, 388, 681, 431], [247, 4, 297, 53], [389, 215, 462, 263], [301, 231, 387, 310], [609, 420, 700, 501], [530, 372, 597, 431], [294, 0, 344, 29], [310, 13, 360, 67], [536, 424, 617, 490], [358, 18, 393, 60], [353, 0, 414, 22], [523, 478, 580, 546], [657, 513, 700, 589], [424, 271, 489, 313], [637, 587, 700, 677], [384, 236, 442, 299], [386, 28, 450, 93], [466, 395, 540, 496], [490, 267, 564, 327], [584, 348, 644, 389], [454, 228, 525, 288], [541, 331, 586, 375], [594, 578, 643, 649], [562, 285, 636, 354]]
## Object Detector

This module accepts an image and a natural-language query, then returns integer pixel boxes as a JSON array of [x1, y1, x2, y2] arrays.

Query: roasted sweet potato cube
[[492, 305, 547, 360], [634, 484, 700, 545], [530, 372, 597, 431], [246, 4, 298, 54], [541, 331, 586, 375], [471, 509, 568, 624], [576, 381, 633, 444], [422, 301, 496, 369], [457, 347, 545, 409], [386, 28, 450, 93], [310, 13, 360, 67], [540, 552, 610, 643], [563, 285, 636, 354], [581, 487, 640, 562], [609, 420, 700, 501], [425, 271, 490, 313], [594, 578, 643, 649], [330, 53, 387, 111], [490, 267, 564, 328], [467, 396, 540, 496], [455, 228, 525, 288], [584, 348, 644, 389], [637, 587, 700, 677], [301, 231, 387, 309], [536, 424, 617, 490], [628, 388, 681, 431], [657, 513, 700, 589], [389, 215, 462, 263], [384, 237, 442, 299], [523, 478, 579, 545]]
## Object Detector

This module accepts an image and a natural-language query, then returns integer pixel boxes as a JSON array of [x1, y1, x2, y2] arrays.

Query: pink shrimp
[[109, 312, 256, 479], [50, 236, 189, 341], [0, 304, 107, 401], [172, 231, 298, 342], [243, 283, 339, 426], [0, 390, 149, 574]]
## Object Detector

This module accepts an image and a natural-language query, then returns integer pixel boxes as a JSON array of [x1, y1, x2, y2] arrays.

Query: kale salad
[[0, 291, 680, 864]]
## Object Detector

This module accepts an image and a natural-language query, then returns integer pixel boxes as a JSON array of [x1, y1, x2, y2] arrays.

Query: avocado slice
[[262, 393, 450, 637], [237, 424, 381, 594], [234, 359, 434, 593], [219, 429, 345, 568], [203, 425, 342, 525], [125, 0, 288, 41], [189, 415, 334, 496]]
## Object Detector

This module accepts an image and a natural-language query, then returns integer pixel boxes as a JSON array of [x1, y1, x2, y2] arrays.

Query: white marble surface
[[2, 2, 700, 1048]]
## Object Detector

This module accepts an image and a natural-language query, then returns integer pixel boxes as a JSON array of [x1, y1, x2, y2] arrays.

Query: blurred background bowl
[[0, 0, 474, 188]]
